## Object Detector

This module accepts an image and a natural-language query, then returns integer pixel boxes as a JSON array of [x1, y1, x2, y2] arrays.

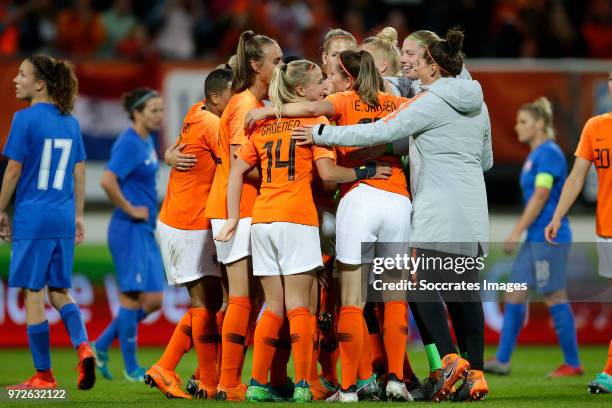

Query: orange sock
[[270, 318, 291, 388], [216, 310, 225, 380], [358, 316, 373, 381], [157, 309, 192, 371], [383, 301, 408, 379], [251, 310, 283, 385], [288, 307, 313, 383], [308, 314, 321, 385], [370, 333, 385, 373], [239, 304, 261, 383], [604, 339, 612, 375], [192, 308, 219, 388], [219, 296, 251, 388], [338, 306, 363, 390]]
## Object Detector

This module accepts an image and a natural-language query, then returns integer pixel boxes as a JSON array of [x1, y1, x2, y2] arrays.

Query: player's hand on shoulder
[[165, 143, 196, 171], [291, 125, 314, 146], [214, 218, 239, 242], [372, 161, 392, 179], [75, 216, 85, 245], [245, 107, 273, 131], [129, 205, 149, 222], [0, 211, 11, 242]]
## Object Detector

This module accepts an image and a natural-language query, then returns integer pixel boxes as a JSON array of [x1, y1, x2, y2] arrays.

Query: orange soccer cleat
[[452, 369, 489, 401], [194, 382, 217, 400], [431, 353, 470, 402], [6, 371, 57, 389], [144, 364, 191, 399], [216, 383, 247, 401], [76, 343, 96, 390]]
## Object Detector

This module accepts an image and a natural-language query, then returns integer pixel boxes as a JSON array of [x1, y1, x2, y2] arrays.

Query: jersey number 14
[[38, 138, 72, 190]]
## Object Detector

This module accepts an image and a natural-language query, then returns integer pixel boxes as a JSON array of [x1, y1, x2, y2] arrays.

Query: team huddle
[[1, 22, 611, 403]]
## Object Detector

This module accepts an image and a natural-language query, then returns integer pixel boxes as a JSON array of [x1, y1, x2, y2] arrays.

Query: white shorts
[[157, 220, 220, 285], [251, 222, 323, 276], [596, 236, 612, 278], [336, 183, 412, 265], [211, 217, 252, 264]]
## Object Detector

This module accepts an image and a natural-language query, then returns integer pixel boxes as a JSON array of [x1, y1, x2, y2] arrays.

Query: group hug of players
[[2, 21, 611, 402]]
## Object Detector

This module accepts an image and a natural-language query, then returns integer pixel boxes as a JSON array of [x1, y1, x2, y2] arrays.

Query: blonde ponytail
[[521, 97, 555, 139], [232, 30, 277, 94], [362, 27, 402, 76], [353, 50, 385, 107], [269, 60, 319, 118]]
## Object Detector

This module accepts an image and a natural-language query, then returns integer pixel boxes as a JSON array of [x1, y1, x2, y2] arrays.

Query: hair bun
[[445, 27, 464, 54], [533, 96, 553, 116], [376, 26, 398, 45]]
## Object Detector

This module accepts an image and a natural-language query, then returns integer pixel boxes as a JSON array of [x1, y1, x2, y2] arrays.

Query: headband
[[130, 91, 159, 112], [338, 56, 355, 81], [406, 35, 426, 48], [425, 46, 450, 75]]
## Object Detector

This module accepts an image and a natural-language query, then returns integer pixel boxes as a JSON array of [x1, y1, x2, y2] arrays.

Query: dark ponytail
[[121, 87, 158, 121], [425, 27, 465, 77], [337, 50, 384, 107], [28, 55, 78, 114]]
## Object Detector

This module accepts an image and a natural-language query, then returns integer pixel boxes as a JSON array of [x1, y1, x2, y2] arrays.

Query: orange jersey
[[325, 90, 409, 199], [239, 116, 334, 226], [205, 89, 263, 220], [158, 102, 218, 230], [575, 112, 612, 237]]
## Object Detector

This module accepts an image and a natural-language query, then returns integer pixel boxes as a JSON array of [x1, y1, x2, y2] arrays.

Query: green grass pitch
[[0, 346, 610, 407]]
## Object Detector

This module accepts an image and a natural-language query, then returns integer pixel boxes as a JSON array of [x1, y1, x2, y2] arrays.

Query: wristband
[[385, 143, 394, 155], [354, 162, 377, 180]]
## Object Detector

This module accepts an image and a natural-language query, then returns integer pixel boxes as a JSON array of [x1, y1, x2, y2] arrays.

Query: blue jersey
[[107, 128, 159, 229], [3, 103, 86, 239], [519, 140, 571, 242]]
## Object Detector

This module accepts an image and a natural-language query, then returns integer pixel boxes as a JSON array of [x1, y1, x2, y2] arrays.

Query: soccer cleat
[[272, 376, 295, 399], [293, 380, 313, 402], [321, 376, 339, 392], [143, 364, 191, 399], [185, 375, 199, 396], [484, 357, 510, 375], [325, 387, 358, 403], [91, 342, 113, 380], [588, 372, 611, 394], [124, 366, 145, 382], [430, 353, 470, 402], [245, 379, 285, 402], [6, 372, 57, 389], [76, 342, 96, 390], [310, 380, 335, 400], [385, 374, 413, 402], [356, 374, 379, 401], [452, 369, 489, 402], [547, 363, 584, 378], [194, 383, 217, 400], [216, 382, 247, 401], [409, 369, 444, 401]]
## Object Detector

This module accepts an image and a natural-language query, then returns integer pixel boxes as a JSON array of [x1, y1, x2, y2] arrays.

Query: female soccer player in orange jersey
[[246, 49, 413, 402], [216, 59, 391, 402], [204, 30, 283, 401], [546, 69, 612, 395]]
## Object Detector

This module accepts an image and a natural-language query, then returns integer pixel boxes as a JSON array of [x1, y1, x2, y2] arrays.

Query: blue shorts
[[108, 217, 164, 293], [510, 242, 570, 294], [9, 238, 74, 290]]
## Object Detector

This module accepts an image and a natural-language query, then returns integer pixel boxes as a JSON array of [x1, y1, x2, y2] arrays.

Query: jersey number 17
[[38, 138, 73, 191]]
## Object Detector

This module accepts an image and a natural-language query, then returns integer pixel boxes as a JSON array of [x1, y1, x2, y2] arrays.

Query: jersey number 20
[[38, 138, 73, 190], [263, 139, 296, 182]]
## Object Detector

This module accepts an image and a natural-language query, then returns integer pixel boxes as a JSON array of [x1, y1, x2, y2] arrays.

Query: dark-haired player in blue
[[485, 97, 582, 378], [92, 88, 165, 382], [0, 55, 95, 390]]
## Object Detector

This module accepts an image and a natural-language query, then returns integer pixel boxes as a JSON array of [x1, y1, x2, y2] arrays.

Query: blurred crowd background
[[0, 0, 611, 61]]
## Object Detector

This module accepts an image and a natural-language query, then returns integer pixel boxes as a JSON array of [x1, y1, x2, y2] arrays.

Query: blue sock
[[95, 318, 118, 351], [550, 303, 580, 367], [137, 308, 147, 322], [117, 307, 139, 373], [27, 321, 51, 371], [59, 303, 89, 349], [496, 303, 526, 364]]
